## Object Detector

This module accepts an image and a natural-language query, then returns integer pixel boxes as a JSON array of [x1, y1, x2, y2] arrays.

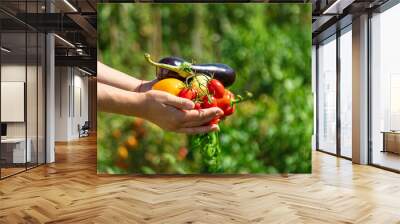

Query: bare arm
[[97, 83, 223, 134], [97, 61, 156, 92]]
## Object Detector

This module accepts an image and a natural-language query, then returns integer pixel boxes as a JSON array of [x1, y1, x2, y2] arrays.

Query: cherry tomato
[[216, 97, 231, 111], [223, 105, 235, 116], [208, 116, 220, 125], [224, 89, 235, 100], [194, 102, 202, 110], [202, 95, 217, 108], [178, 88, 197, 100], [178, 147, 188, 160], [207, 79, 225, 98], [152, 78, 185, 96], [215, 89, 236, 116]]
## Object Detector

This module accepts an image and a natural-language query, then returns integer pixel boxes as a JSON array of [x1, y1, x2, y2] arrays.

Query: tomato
[[202, 95, 217, 108], [215, 89, 236, 116], [216, 97, 231, 110], [194, 102, 202, 110], [207, 79, 225, 98], [178, 147, 188, 160], [152, 78, 185, 96], [178, 88, 197, 100], [223, 105, 235, 116], [224, 89, 235, 101], [191, 75, 210, 97], [209, 116, 220, 125]]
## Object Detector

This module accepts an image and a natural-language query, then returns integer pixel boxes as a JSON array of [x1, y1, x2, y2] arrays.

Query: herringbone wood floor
[[1, 135, 400, 224]]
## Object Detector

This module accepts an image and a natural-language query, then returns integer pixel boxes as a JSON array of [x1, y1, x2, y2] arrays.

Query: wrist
[[127, 91, 148, 118], [135, 80, 157, 92]]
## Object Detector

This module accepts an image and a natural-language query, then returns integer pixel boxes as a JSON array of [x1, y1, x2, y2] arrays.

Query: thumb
[[164, 94, 194, 110]]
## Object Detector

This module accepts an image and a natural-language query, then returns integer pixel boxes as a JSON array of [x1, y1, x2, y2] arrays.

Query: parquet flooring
[[1, 135, 400, 223]]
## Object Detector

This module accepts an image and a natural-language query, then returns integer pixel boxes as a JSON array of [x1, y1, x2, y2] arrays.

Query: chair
[[78, 121, 90, 138]]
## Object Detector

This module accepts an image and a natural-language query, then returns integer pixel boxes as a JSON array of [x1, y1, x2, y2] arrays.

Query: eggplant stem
[[144, 53, 192, 78]]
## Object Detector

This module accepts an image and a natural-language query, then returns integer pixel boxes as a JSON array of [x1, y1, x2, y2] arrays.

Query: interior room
[[0, 0, 96, 179], [370, 3, 400, 171], [313, 0, 400, 172], [0, 0, 399, 223]]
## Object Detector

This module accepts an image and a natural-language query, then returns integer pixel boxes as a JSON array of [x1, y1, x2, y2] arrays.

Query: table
[[1, 138, 31, 164], [381, 131, 400, 154]]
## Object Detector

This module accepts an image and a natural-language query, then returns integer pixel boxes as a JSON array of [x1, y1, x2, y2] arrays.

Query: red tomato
[[194, 102, 202, 110], [223, 105, 235, 116], [202, 95, 217, 108], [216, 89, 236, 116], [209, 116, 220, 125], [178, 88, 197, 100], [178, 147, 188, 160], [216, 97, 231, 110], [224, 89, 235, 101], [207, 79, 225, 98]]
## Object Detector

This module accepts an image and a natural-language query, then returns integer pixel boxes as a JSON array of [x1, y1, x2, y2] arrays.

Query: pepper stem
[[144, 53, 192, 78], [231, 91, 253, 105]]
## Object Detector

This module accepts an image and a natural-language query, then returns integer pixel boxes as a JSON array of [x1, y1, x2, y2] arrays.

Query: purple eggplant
[[157, 56, 186, 82], [191, 63, 236, 87], [145, 53, 236, 87]]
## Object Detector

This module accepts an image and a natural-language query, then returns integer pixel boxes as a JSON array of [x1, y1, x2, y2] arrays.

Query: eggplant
[[144, 53, 236, 87], [157, 56, 186, 82], [191, 63, 235, 87]]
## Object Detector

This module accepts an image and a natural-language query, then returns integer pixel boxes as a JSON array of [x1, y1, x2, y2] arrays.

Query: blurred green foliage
[[97, 3, 312, 174]]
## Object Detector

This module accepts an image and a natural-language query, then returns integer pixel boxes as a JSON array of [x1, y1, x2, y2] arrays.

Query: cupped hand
[[140, 90, 224, 134]]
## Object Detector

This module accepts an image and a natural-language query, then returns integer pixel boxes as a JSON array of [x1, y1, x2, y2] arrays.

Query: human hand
[[139, 90, 224, 134]]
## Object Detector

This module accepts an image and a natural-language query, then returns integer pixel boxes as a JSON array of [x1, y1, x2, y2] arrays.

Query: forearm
[[97, 82, 146, 117], [97, 61, 156, 92]]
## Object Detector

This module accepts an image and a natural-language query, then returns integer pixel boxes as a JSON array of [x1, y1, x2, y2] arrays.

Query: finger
[[176, 124, 220, 134], [162, 93, 194, 110], [182, 107, 223, 124], [182, 114, 220, 127]]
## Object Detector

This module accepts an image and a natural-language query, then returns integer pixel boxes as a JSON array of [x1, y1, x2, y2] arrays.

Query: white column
[[46, 33, 55, 163], [45, 0, 55, 163], [352, 14, 369, 164], [312, 45, 317, 151]]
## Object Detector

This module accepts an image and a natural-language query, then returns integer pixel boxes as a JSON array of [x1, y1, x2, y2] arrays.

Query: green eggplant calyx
[[144, 53, 192, 78]]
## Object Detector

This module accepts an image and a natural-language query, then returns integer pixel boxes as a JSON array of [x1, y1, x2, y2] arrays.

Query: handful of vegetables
[[145, 53, 249, 172]]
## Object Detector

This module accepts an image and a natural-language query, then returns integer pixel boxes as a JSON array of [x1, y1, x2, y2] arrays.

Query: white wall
[[1, 63, 46, 164], [54, 67, 89, 141], [1, 65, 31, 138], [55, 66, 69, 141], [1, 65, 26, 133]]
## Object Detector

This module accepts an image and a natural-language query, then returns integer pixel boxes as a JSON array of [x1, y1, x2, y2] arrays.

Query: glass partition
[[317, 35, 337, 154], [27, 30, 38, 169], [339, 27, 352, 158], [371, 3, 400, 171], [1, 30, 28, 177], [0, 1, 46, 179]]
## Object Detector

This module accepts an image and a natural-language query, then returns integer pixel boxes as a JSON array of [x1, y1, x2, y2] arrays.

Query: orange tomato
[[125, 136, 138, 149], [118, 146, 129, 160], [152, 78, 185, 96]]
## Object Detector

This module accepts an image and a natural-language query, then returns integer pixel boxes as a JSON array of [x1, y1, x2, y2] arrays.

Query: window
[[339, 27, 352, 158], [317, 35, 337, 154], [371, 3, 400, 171]]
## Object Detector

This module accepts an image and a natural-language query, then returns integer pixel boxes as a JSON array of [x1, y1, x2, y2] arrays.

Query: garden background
[[97, 3, 312, 174]]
